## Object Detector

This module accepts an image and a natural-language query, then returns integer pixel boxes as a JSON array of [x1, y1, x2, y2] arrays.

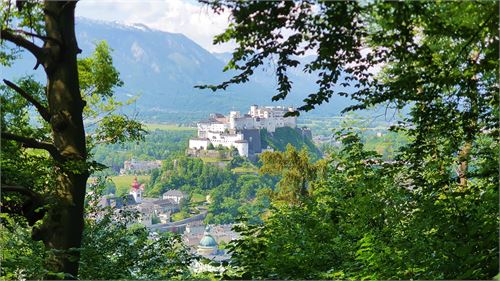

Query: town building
[[231, 105, 297, 132], [187, 224, 235, 274], [98, 177, 180, 226], [197, 226, 218, 256], [162, 189, 186, 204], [129, 177, 144, 203], [183, 223, 239, 250], [133, 198, 178, 226], [120, 159, 162, 175], [98, 194, 136, 208]]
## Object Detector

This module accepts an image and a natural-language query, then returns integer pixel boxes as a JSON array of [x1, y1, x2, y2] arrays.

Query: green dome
[[199, 234, 217, 247]]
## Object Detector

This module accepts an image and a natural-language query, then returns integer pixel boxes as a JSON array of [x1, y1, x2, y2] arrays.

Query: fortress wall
[[241, 129, 262, 154]]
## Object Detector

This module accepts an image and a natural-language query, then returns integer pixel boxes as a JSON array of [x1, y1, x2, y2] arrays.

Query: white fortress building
[[188, 105, 297, 157]]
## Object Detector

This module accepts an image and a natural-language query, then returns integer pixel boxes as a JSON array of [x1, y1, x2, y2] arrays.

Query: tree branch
[[1, 184, 46, 226], [450, 10, 496, 69], [11, 29, 62, 46], [1, 29, 44, 62], [1, 132, 63, 161], [1, 185, 39, 197], [3, 79, 51, 122]]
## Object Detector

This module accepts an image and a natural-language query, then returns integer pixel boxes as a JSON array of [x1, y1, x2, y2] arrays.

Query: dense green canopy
[[202, 1, 499, 279]]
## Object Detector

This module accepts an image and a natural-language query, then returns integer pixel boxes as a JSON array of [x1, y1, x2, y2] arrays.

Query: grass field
[[199, 157, 231, 163], [232, 166, 259, 174], [110, 175, 150, 195], [143, 123, 196, 132], [171, 211, 190, 222], [191, 193, 206, 203]]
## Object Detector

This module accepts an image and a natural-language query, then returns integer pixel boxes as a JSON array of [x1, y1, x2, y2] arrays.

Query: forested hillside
[[147, 156, 277, 224]]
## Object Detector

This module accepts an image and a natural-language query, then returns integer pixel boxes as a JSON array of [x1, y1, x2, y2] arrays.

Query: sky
[[76, 0, 234, 53]]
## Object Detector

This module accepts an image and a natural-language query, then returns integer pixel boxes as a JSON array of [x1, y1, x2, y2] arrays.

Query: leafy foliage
[[79, 41, 123, 100], [198, 1, 367, 116], [259, 145, 326, 205], [202, 2, 498, 279], [82, 41, 146, 149], [227, 132, 498, 279], [0, 214, 47, 280], [1, 3, 146, 274], [92, 129, 195, 174]]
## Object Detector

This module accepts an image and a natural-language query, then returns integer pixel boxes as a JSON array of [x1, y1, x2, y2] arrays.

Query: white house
[[162, 189, 186, 204]]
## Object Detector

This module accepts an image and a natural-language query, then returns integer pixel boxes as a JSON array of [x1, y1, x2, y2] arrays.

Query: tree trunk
[[457, 141, 472, 187], [31, 2, 88, 278]]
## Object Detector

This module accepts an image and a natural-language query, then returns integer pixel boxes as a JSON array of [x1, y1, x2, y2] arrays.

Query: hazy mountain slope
[[1, 18, 357, 121]]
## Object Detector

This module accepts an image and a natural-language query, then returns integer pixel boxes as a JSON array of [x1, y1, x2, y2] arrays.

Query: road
[[148, 209, 208, 232]]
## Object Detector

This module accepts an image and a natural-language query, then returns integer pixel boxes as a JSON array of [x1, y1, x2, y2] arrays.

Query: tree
[[228, 131, 498, 279], [198, 1, 368, 115], [204, 1, 499, 279], [259, 145, 326, 205], [1, 2, 143, 277], [179, 193, 192, 213], [201, 0, 498, 123], [202, 0, 498, 187], [0, 213, 47, 280]]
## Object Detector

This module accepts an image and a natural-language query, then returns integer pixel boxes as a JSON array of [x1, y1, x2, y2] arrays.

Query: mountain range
[[1, 18, 357, 122]]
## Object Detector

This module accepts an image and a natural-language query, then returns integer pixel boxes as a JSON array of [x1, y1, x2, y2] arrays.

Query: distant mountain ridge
[[1, 18, 356, 122]]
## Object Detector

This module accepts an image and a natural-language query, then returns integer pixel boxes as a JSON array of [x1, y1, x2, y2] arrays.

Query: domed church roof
[[199, 234, 217, 247], [198, 226, 217, 248]]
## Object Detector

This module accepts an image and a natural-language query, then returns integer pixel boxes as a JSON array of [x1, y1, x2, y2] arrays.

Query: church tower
[[129, 176, 144, 203]]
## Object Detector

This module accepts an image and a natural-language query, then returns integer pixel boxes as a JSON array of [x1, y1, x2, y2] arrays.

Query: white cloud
[[76, 0, 235, 53]]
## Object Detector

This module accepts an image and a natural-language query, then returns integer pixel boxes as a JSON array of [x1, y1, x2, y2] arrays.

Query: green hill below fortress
[[260, 127, 321, 160]]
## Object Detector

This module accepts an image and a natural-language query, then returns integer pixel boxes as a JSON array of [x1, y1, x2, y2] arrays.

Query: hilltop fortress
[[188, 105, 301, 157]]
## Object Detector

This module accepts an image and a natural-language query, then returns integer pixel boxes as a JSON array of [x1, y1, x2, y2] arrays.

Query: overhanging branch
[[1, 184, 46, 226], [1, 29, 44, 62], [3, 79, 51, 122], [1, 132, 62, 161], [10, 29, 63, 48], [1, 185, 39, 197]]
